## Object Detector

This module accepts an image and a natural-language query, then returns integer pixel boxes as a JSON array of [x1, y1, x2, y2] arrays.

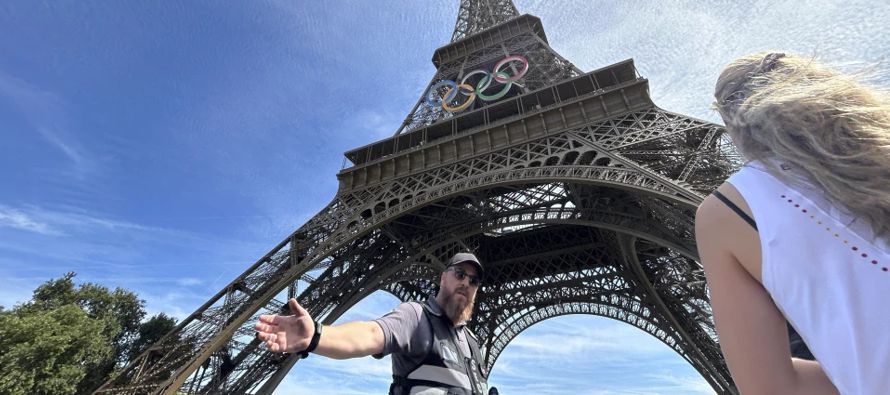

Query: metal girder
[[451, 0, 519, 42]]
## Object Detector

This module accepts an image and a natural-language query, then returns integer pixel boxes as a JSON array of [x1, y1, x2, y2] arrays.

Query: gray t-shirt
[[373, 297, 472, 377]]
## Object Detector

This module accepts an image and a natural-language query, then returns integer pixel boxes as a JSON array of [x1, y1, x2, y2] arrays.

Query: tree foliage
[[127, 313, 177, 362], [0, 304, 114, 395], [0, 273, 177, 395]]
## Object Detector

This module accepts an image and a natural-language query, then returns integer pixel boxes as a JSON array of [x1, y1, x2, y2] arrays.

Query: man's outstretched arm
[[314, 320, 384, 359], [254, 298, 384, 359]]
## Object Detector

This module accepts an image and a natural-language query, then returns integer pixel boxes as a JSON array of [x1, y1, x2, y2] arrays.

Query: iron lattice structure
[[96, 1, 745, 394]]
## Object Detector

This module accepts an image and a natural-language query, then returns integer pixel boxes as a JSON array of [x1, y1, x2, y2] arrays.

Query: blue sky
[[2, 0, 889, 393]]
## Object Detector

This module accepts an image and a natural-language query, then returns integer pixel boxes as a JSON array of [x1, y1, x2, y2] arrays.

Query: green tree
[[0, 273, 177, 395], [127, 313, 177, 361], [0, 304, 114, 394], [23, 272, 145, 359]]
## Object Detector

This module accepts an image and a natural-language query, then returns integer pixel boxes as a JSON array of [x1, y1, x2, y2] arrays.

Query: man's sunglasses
[[447, 266, 482, 287]]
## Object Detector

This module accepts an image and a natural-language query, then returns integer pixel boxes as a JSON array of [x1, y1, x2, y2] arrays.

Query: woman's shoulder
[[696, 182, 754, 227], [696, 182, 764, 281], [696, 183, 751, 250]]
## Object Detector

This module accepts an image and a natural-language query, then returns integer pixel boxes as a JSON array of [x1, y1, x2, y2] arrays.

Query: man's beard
[[444, 287, 475, 324]]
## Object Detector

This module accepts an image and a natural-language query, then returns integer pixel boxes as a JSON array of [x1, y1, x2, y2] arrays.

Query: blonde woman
[[696, 52, 890, 394]]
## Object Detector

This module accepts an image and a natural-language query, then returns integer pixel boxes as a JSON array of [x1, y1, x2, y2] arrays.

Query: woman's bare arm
[[696, 190, 837, 395]]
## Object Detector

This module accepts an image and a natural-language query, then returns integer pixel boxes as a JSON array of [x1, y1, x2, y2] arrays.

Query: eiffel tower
[[97, 1, 743, 394]]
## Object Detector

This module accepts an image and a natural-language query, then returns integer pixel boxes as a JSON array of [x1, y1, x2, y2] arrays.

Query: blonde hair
[[715, 52, 890, 243]]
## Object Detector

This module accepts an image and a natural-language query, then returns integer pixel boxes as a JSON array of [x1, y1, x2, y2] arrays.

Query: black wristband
[[297, 319, 322, 359]]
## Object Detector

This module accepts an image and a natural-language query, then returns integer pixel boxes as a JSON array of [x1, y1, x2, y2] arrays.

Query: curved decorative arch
[[292, 164, 703, 284], [366, 165, 702, 233], [302, 181, 701, 324], [483, 302, 695, 372]]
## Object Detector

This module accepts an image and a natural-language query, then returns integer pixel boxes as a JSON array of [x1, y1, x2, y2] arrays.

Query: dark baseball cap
[[446, 252, 484, 276]]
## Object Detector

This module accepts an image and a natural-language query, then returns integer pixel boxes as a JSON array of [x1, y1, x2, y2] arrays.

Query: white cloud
[[176, 278, 203, 286], [141, 289, 209, 322], [644, 372, 716, 394], [0, 206, 58, 235], [506, 322, 668, 356], [522, 0, 890, 125], [348, 108, 405, 140], [0, 203, 266, 253], [0, 203, 269, 326], [0, 70, 91, 172], [0, 203, 170, 237]]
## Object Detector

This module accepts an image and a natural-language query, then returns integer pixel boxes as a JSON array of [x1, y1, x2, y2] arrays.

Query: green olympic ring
[[426, 55, 529, 113]]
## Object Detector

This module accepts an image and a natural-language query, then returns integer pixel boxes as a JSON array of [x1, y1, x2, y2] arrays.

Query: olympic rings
[[442, 83, 476, 112], [425, 55, 529, 113]]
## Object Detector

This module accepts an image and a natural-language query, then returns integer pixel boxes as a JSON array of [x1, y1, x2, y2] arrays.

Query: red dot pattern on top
[[781, 194, 886, 273]]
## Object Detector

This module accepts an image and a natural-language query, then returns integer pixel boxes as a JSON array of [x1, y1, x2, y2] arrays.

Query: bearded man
[[255, 252, 490, 395]]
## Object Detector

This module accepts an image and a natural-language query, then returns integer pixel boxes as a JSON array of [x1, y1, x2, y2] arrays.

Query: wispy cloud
[[0, 204, 159, 236], [0, 70, 92, 172], [507, 322, 667, 356], [643, 372, 715, 394], [36, 127, 87, 167], [346, 108, 405, 140], [530, 0, 890, 124], [0, 206, 58, 235], [0, 203, 268, 316], [176, 277, 203, 287]]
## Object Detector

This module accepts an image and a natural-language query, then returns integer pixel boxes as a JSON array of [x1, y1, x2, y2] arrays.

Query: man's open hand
[[254, 298, 314, 353]]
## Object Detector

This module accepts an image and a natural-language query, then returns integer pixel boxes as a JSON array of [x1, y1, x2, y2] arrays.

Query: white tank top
[[727, 161, 890, 395]]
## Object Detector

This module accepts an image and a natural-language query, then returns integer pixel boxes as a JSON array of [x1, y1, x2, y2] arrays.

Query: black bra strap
[[711, 190, 758, 231]]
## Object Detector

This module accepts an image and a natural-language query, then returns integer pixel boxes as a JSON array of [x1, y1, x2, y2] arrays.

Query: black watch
[[296, 319, 322, 359]]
